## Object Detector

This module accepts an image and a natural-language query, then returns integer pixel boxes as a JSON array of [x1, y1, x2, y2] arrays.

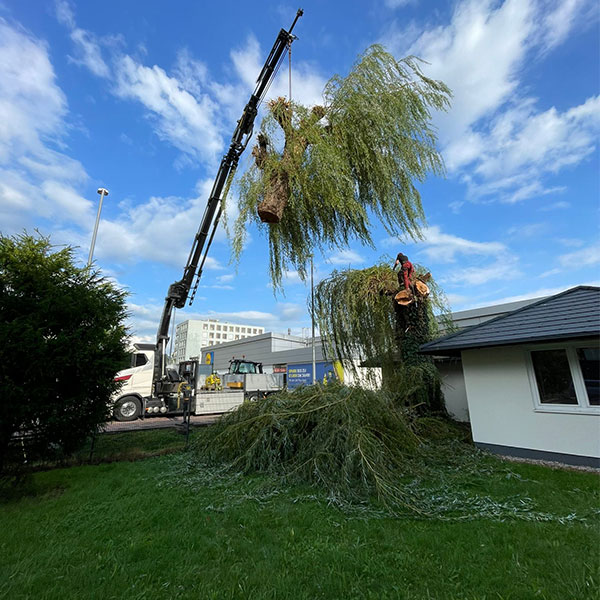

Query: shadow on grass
[[1, 428, 193, 496]]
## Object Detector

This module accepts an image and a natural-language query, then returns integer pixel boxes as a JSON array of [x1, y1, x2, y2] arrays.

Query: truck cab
[[111, 343, 158, 421], [228, 359, 263, 375]]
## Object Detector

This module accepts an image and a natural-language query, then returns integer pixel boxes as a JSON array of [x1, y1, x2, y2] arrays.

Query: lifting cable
[[288, 38, 293, 102]]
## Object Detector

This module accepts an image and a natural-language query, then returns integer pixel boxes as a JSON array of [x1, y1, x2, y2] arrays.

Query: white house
[[421, 286, 600, 467]]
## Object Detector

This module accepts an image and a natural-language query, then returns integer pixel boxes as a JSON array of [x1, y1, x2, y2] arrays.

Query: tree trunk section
[[258, 170, 290, 223]]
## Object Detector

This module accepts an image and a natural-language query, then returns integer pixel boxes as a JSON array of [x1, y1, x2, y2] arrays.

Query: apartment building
[[173, 319, 265, 362]]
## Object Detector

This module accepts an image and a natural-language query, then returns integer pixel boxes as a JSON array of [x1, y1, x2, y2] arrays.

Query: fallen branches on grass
[[193, 384, 422, 513]]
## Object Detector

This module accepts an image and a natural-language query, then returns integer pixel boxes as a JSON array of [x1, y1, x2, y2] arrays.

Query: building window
[[577, 347, 600, 405], [531, 349, 577, 405], [527, 343, 600, 413]]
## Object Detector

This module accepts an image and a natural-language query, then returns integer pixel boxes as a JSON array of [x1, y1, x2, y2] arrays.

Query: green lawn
[[1, 431, 598, 600]]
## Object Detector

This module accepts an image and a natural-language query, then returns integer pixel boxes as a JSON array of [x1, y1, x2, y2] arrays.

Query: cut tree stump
[[394, 273, 431, 306]]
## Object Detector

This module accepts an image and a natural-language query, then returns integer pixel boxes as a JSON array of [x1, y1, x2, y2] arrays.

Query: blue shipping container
[[287, 362, 336, 389]]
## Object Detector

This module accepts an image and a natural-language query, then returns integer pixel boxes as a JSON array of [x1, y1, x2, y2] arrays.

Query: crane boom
[[153, 10, 303, 396]]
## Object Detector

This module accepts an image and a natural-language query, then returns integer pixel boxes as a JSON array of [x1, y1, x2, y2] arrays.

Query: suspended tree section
[[232, 45, 451, 289]]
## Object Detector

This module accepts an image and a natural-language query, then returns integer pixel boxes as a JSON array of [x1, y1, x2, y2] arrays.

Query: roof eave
[[419, 331, 599, 356]]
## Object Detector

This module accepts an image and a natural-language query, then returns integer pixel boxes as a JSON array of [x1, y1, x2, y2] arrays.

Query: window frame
[[525, 341, 600, 415]]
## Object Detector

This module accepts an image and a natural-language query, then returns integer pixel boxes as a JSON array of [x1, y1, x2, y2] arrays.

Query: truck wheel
[[113, 396, 141, 422]]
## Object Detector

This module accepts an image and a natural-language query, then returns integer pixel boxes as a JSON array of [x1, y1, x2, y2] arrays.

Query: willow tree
[[314, 261, 452, 412], [231, 45, 451, 289]]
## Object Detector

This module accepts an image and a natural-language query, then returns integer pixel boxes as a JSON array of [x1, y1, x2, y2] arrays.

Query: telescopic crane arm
[[153, 10, 303, 395]]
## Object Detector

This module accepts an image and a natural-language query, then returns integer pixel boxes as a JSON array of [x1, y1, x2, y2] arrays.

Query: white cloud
[[539, 0, 588, 53], [384, 225, 517, 288], [540, 201, 570, 211], [384, 0, 416, 8], [406, 0, 535, 144], [217, 273, 235, 283], [328, 249, 366, 265], [464, 281, 600, 309], [396, 225, 506, 264], [90, 196, 227, 268], [55, 0, 109, 77], [383, 0, 597, 205], [281, 270, 305, 285], [113, 55, 223, 162], [0, 19, 66, 158], [473, 96, 600, 182], [228, 35, 326, 109], [506, 222, 547, 238], [457, 255, 521, 286], [125, 298, 312, 341], [55, 6, 327, 168], [559, 245, 600, 268], [0, 18, 92, 233], [557, 238, 584, 248]]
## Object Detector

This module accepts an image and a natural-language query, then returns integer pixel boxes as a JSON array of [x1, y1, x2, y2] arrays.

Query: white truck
[[112, 344, 283, 421]]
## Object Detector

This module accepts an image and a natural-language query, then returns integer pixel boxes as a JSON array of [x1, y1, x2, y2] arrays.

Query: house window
[[531, 349, 577, 405], [527, 343, 600, 413], [577, 347, 599, 405]]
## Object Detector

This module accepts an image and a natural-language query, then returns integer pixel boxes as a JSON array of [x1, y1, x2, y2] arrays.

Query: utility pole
[[311, 255, 316, 384], [88, 188, 109, 267]]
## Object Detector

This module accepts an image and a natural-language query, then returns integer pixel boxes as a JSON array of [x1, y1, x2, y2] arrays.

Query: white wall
[[462, 346, 600, 459], [341, 360, 382, 389]]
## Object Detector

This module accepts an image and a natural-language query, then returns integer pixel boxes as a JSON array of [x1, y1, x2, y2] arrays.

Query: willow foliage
[[232, 45, 451, 289], [193, 383, 425, 512], [314, 261, 452, 409]]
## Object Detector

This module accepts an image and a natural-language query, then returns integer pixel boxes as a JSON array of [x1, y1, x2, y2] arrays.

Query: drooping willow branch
[[231, 45, 451, 290], [314, 262, 452, 409]]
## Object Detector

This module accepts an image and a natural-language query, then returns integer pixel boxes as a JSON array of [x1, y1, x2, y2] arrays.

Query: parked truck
[[112, 345, 284, 421], [111, 11, 303, 421]]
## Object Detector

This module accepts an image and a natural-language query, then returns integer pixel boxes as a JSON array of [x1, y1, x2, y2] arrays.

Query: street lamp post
[[87, 187, 109, 267], [311, 255, 316, 384]]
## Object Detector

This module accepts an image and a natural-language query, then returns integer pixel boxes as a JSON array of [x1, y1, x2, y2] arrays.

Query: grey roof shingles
[[420, 286, 600, 356]]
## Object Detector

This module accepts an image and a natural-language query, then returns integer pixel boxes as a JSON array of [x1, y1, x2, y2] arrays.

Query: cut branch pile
[[193, 383, 427, 512]]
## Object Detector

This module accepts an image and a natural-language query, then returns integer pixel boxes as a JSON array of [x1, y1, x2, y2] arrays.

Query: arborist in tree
[[393, 253, 415, 291]]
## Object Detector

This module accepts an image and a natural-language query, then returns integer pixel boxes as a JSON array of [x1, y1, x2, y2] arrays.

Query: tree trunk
[[254, 100, 326, 224], [258, 170, 290, 223]]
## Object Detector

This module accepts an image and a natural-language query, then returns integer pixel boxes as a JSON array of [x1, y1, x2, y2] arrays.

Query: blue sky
[[1, 0, 598, 343]]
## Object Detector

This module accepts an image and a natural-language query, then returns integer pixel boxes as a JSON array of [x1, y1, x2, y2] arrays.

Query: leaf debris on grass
[[168, 384, 598, 524]]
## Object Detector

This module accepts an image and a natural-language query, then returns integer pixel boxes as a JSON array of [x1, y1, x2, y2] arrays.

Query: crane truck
[[111, 10, 303, 422]]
